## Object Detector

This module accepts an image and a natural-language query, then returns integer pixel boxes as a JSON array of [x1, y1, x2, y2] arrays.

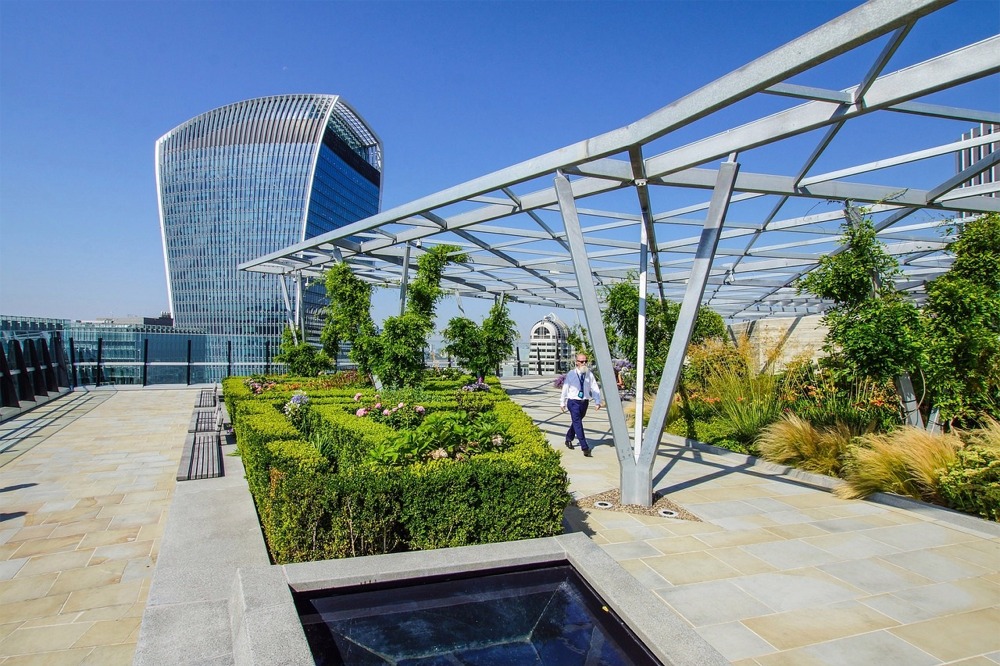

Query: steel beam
[[635, 161, 741, 505], [554, 172, 633, 472]]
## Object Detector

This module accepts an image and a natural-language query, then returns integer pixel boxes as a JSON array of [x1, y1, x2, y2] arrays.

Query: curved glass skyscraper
[[155, 94, 381, 373]]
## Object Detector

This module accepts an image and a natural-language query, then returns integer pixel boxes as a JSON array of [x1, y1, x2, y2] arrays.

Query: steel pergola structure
[[241, 0, 999, 505]]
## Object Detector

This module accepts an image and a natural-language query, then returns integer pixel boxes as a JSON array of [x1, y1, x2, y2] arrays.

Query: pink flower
[[353, 392, 362, 401], [415, 405, 425, 414], [398, 402, 405, 409], [382, 409, 390, 416], [356, 408, 367, 417], [374, 402, 382, 409]]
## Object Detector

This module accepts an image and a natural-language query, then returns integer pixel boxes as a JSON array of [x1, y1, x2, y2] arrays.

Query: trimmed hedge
[[226, 374, 571, 563]]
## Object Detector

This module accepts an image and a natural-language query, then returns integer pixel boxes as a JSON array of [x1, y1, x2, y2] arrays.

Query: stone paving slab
[[0, 388, 197, 665], [500, 375, 1000, 666], [2, 377, 999, 665]]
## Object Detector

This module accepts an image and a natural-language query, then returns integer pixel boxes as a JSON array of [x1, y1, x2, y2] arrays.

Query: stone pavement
[[0, 387, 198, 666], [502, 375, 1000, 666], [0, 379, 998, 665]]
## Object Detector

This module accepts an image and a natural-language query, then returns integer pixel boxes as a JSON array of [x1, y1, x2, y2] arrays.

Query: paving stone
[[659, 579, 775, 627]]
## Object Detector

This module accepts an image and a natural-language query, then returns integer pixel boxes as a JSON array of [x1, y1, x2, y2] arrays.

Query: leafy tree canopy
[[274, 328, 333, 377], [442, 296, 518, 380], [602, 275, 725, 384], [321, 244, 467, 387], [797, 211, 923, 385], [922, 213, 1000, 425]]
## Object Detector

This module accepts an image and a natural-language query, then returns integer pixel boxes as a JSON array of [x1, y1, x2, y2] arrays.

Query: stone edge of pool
[[235, 532, 729, 666]]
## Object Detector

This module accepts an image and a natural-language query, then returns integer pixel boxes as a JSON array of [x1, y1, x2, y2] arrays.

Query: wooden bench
[[177, 387, 225, 481], [195, 388, 217, 409], [176, 431, 223, 481]]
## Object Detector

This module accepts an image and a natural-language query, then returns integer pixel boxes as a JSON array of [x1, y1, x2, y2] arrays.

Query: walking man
[[561, 353, 602, 457]]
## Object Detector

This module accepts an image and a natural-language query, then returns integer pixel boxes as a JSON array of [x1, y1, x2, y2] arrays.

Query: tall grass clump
[[702, 336, 781, 447], [837, 427, 962, 501], [961, 416, 1000, 451], [758, 413, 853, 477]]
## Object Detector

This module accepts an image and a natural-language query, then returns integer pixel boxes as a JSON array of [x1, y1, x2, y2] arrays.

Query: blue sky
[[1, 0, 997, 336]]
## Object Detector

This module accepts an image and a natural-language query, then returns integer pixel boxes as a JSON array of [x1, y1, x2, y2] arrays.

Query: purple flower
[[415, 405, 425, 414]]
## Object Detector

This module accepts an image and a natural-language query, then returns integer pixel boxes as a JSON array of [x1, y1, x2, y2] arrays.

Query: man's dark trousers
[[565, 399, 590, 451]]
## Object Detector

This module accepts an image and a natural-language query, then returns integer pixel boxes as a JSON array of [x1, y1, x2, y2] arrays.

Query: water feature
[[296, 564, 661, 665]]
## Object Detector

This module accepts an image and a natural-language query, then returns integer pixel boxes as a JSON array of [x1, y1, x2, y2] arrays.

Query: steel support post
[[399, 242, 412, 316], [554, 172, 633, 474], [895, 373, 924, 428], [278, 276, 297, 344], [634, 223, 648, 463], [632, 160, 740, 506]]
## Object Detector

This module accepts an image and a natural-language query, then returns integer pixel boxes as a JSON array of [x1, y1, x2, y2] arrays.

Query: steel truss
[[242, 0, 999, 505]]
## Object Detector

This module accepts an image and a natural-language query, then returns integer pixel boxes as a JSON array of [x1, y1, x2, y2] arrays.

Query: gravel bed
[[574, 488, 701, 520]]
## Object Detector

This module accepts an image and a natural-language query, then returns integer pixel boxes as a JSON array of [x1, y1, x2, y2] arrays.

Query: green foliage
[[455, 386, 501, 418], [938, 446, 1000, 521], [922, 213, 1000, 426], [225, 373, 570, 563], [797, 212, 924, 385], [322, 245, 467, 388], [371, 411, 509, 466], [565, 325, 592, 359], [603, 276, 725, 385], [273, 329, 333, 377], [371, 312, 434, 388], [781, 364, 901, 434], [322, 263, 379, 376], [407, 244, 469, 320], [442, 296, 518, 381]]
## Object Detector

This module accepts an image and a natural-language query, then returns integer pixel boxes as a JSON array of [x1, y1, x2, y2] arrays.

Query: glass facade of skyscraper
[[155, 94, 382, 370]]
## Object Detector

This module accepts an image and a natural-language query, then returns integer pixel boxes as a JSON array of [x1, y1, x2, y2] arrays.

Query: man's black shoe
[[583, 448, 592, 457], [564, 440, 574, 450]]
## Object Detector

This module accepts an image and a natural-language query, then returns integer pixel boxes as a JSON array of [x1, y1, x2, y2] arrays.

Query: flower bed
[[223, 372, 571, 563]]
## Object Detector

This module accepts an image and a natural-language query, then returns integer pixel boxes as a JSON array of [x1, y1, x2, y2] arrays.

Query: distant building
[[957, 123, 998, 217], [528, 314, 572, 375], [155, 94, 382, 374], [83, 313, 174, 327]]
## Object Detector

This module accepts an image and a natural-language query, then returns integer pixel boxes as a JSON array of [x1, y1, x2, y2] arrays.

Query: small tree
[[321, 244, 466, 388], [797, 211, 924, 387], [442, 296, 518, 381], [322, 262, 379, 377], [922, 213, 1000, 426], [603, 276, 725, 385], [274, 328, 332, 377]]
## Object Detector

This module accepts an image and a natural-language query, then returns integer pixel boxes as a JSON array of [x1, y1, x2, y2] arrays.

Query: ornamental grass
[[757, 413, 854, 477], [837, 427, 962, 502]]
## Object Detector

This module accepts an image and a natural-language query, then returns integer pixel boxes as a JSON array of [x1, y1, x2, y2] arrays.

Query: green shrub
[[224, 373, 570, 564], [938, 446, 1000, 521], [310, 404, 396, 469]]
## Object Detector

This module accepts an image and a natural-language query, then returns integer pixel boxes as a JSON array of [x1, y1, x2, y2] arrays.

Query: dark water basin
[[296, 564, 662, 665]]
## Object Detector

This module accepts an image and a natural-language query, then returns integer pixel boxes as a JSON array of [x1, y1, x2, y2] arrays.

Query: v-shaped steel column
[[634, 160, 741, 504], [556, 161, 740, 506]]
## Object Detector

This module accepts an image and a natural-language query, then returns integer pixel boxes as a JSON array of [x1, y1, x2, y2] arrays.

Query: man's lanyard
[[577, 369, 587, 398]]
